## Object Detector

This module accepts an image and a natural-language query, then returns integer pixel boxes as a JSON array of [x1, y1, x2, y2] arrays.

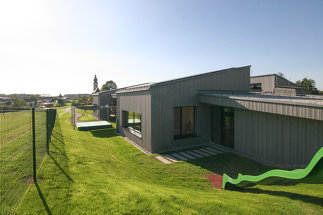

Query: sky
[[0, 0, 322, 95]]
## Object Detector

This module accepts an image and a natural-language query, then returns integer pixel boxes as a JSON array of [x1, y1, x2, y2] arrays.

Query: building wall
[[98, 90, 116, 120], [117, 91, 152, 151], [93, 94, 99, 106], [235, 109, 323, 168], [250, 75, 276, 93], [150, 66, 250, 152], [251, 74, 299, 93]]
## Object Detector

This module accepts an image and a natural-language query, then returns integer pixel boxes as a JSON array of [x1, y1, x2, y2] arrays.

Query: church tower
[[93, 75, 100, 93]]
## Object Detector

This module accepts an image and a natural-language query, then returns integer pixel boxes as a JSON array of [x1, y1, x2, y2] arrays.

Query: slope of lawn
[[16, 111, 323, 214], [77, 109, 97, 121]]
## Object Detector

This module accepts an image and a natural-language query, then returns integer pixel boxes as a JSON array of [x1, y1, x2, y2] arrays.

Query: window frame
[[122, 110, 142, 138], [173, 106, 196, 140]]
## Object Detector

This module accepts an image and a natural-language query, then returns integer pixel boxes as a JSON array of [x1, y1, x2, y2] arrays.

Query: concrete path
[[155, 146, 224, 164]]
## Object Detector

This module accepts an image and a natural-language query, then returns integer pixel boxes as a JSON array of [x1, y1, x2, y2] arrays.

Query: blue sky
[[0, 0, 322, 94]]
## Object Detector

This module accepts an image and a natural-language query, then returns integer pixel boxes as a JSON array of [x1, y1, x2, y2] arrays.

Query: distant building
[[250, 74, 310, 96], [0, 97, 12, 106]]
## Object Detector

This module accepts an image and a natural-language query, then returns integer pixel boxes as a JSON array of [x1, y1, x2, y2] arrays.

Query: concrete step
[[163, 154, 179, 162], [155, 156, 172, 164]]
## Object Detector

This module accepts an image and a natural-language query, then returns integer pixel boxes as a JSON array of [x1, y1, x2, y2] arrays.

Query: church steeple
[[93, 75, 99, 92]]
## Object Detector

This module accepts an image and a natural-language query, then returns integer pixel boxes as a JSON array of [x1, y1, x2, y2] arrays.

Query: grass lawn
[[16, 111, 323, 214], [78, 114, 97, 121]]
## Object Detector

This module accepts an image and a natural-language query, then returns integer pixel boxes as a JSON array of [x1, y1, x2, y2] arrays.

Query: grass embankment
[[17, 111, 323, 214]]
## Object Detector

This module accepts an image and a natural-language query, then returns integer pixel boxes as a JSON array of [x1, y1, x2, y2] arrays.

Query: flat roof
[[198, 91, 323, 108]]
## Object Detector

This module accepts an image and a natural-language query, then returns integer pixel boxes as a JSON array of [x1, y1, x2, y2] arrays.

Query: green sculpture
[[222, 147, 323, 189]]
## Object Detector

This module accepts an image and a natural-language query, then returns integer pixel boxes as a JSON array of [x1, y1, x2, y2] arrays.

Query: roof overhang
[[197, 91, 323, 121]]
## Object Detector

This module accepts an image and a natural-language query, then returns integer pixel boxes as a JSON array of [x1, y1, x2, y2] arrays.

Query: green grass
[[16, 111, 323, 214], [55, 103, 72, 109], [78, 114, 97, 121], [76, 109, 97, 121]]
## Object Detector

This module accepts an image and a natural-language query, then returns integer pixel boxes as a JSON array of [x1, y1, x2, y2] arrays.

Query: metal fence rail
[[0, 107, 56, 215]]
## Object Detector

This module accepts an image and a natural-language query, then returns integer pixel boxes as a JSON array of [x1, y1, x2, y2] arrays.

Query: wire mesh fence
[[0, 107, 56, 215]]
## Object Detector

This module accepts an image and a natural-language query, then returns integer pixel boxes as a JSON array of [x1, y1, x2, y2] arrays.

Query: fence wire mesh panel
[[0, 107, 56, 215], [0, 107, 32, 215]]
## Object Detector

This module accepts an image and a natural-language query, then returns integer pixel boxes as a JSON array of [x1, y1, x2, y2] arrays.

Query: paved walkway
[[155, 146, 224, 164]]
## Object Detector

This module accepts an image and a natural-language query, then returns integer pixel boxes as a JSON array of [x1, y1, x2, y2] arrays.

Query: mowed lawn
[[17, 111, 323, 214]]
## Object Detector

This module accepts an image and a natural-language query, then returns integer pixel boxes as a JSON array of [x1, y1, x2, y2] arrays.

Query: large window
[[122, 110, 141, 133], [174, 106, 196, 139]]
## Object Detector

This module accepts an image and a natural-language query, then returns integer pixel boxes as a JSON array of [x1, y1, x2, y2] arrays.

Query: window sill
[[125, 127, 142, 139]]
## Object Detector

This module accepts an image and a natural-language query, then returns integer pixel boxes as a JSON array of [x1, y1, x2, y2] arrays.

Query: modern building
[[96, 66, 323, 168], [93, 89, 117, 121], [250, 73, 310, 96]]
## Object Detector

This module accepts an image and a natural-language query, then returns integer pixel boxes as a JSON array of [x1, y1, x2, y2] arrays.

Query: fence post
[[73, 107, 76, 130], [46, 109, 49, 155], [32, 108, 37, 183]]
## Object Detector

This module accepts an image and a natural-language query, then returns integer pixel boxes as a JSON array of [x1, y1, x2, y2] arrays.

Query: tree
[[87, 95, 93, 105], [101, 80, 117, 91], [71, 95, 89, 106], [12, 94, 26, 107], [277, 72, 285, 78], [55, 93, 66, 107], [296, 78, 319, 94], [29, 94, 39, 107]]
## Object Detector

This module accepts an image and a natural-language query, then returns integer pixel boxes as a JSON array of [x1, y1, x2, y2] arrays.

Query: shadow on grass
[[187, 152, 323, 206], [239, 187, 323, 207], [49, 154, 73, 182], [187, 152, 273, 179], [51, 142, 69, 160], [90, 128, 118, 138], [35, 182, 52, 215]]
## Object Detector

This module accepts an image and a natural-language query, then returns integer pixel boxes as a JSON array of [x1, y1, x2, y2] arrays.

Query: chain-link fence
[[0, 107, 56, 215]]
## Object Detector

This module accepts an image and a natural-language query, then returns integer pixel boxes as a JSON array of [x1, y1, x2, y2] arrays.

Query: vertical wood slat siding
[[117, 91, 152, 151], [235, 109, 323, 168], [151, 67, 250, 152]]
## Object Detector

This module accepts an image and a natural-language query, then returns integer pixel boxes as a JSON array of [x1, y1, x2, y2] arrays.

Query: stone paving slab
[[178, 152, 196, 160], [155, 156, 172, 164], [192, 149, 211, 157], [185, 151, 204, 158], [206, 147, 223, 154], [171, 153, 188, 161], [164, 154, 179, 162], [199, 148, 217, 155], [155, 147, 224, 164]]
